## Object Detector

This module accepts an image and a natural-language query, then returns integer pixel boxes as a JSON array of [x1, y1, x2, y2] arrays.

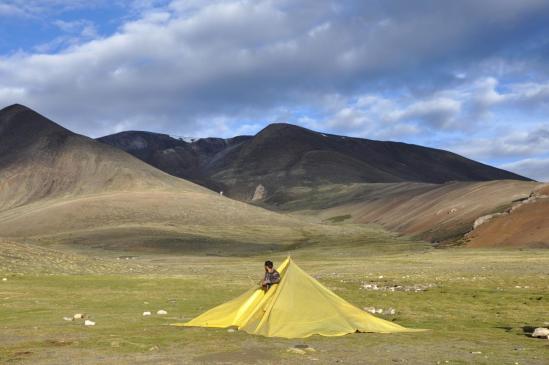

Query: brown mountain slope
[[0, 105, 304, 252], [0, 104, 207, 211], [99, 123, 531, 201], [465, 184, 549, 248], [265, 180, 542, 244]]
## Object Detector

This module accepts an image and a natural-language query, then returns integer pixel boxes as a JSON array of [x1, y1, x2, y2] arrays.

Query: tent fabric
[[178, 257, 424, 338]]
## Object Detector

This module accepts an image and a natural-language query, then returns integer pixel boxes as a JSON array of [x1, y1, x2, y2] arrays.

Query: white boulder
[[84, 320, 95, 326], [287, 348, 307, 355], [157, 310, 167, 315], [73, 313, 85, 319], [532, 327, 549, 338], [143, 311, 152, 316]]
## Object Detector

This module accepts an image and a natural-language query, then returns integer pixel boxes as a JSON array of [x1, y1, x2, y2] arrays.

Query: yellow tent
[[178, 257, 423, 338]]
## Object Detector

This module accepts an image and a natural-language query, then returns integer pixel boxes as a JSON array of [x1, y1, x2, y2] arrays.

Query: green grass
[[1, 228, 548, 364]]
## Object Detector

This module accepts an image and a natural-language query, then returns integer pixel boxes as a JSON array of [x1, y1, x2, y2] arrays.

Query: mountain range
[[0, 104, 306, 253], [0, 104, 546, 248], [98, 124, 530, 201]]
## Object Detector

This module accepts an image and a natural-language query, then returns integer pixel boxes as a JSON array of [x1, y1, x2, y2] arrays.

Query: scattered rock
[[73, 313, 85, 319], [363, 307, 396, 315], [252, 184, 266, 201], [531, 327, 549, 338], [63, 317, 73, 321], [227, 328, 236, 333], [287, 347, 307, 355], [361, 282, 435, 292], [157, 310, 167, 315], [143, 311, 152, 316], [84, 320, 95, 326]]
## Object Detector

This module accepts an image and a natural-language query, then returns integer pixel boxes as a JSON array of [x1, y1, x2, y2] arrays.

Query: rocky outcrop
[[465, 183, 549, 247], [252, 184, 267, 201], [470, 185, 549, 231], [473, 213, 503, 229]]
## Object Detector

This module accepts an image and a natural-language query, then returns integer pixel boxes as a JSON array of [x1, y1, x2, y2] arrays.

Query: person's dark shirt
[[263, 270, 280, 286]]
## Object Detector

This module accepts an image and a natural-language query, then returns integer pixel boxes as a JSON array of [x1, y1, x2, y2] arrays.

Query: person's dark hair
[[264, 260, 273, 269]]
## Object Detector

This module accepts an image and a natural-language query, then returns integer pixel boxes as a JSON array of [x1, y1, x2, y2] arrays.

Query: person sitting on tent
[[261, 260, 280, 291], [178, 257, 425, 338]]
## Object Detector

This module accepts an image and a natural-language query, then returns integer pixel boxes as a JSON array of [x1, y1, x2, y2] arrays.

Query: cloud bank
[[0, 0, 548, 180]]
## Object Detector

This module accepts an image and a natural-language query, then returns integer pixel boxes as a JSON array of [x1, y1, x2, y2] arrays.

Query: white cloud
[[470, 77, 549, 117], [53, 19, 97, 35], [395, 97, 462, 128], [0, 1, 108, 18], [33, 19, 100, 53], [450, 126, 549, 161], [501, 158, 549, 182], [0, 0, 548, 154], [0, 3, 24, 16]]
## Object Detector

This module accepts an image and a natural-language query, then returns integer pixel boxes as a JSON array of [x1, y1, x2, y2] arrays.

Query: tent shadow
[[521, 325, 537, 337], [496, 325, 542, 338], [494, 326, 513, 332]]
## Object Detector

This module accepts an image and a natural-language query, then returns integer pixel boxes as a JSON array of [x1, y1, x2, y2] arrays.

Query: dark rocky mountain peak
[[99, 122, 531, 200]]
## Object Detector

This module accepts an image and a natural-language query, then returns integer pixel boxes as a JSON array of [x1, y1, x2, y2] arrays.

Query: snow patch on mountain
[[169, 135, 198, 143]]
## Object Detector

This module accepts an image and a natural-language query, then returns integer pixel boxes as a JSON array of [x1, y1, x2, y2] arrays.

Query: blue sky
[[0, 0, 548, 180]]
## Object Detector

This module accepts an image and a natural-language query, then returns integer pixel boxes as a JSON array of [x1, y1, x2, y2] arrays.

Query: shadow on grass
[[495, 326, 513, 332], [495, 325, 542, 339], [521, 326, 537, 337]]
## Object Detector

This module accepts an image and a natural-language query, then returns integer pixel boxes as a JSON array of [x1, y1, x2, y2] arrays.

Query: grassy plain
[[1, 225, 548, 364]]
